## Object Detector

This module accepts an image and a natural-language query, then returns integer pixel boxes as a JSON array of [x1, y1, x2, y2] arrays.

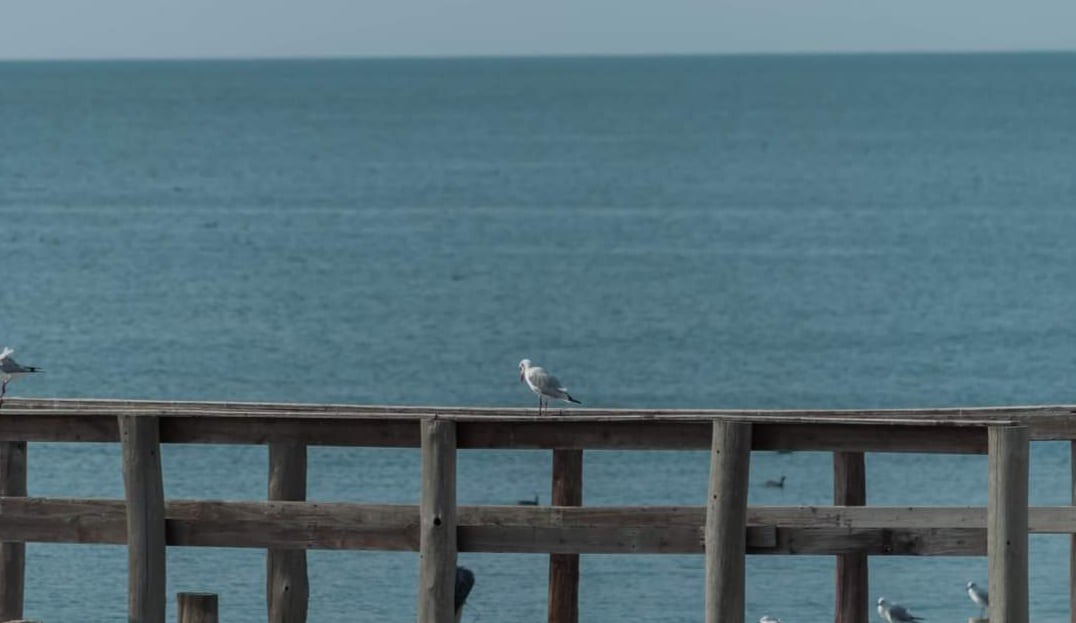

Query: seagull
[[877, 597, 924, 623], [0, 347, 42, 408], [759, 616, 782, 623], [966, 581, 988, 619], [518, 359, 581, 415], [765, 475, 786, 488]]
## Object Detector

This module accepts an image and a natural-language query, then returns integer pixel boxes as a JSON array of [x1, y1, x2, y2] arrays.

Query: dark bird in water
[[517, 494, 539, 506], [455, 566, 476, 614], [764, 475, 786, 488], [0, 347, 42, 408]]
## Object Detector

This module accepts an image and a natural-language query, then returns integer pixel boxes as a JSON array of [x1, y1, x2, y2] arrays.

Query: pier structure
[[0, 399, 1070, 622]]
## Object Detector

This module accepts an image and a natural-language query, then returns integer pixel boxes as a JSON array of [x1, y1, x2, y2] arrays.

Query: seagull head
[[0, 347, 12, 361], [519, 359, 531, 381], [967, 581, 975, 590], [877, 598, 888, 607]]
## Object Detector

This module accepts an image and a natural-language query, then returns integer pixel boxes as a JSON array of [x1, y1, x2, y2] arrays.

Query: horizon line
[[1, 47, 1075, 64]]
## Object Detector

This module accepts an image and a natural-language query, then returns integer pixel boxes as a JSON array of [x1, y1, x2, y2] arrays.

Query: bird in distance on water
[[0, 347, 42, 408], [877, 597, 924, 623], [518, 359, 581, 415], [759, 616, 783, 623], [764, 475, 786, 488], [966, 581, 988, 619]]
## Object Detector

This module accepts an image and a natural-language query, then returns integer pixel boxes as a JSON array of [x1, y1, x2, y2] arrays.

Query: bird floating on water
[[0, 347, 42, 408], [759, 616, 782, 623], [764, 475, 786, 488], [877, 597, 923, 623], [519, 359, 581, 415], [966, 581, 988, 619], [517, 494, 539, 506]]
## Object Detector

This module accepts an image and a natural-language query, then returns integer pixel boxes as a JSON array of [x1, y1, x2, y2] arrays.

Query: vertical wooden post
[[1071, 441, 1076, 623], [0, 441, 27, 621], [178, 592, 219, 623], [548, 449, 583, 623], [418, 418, 457, 623], [120, 415, 166, 623], [834, 451, 868, 623], [267, 442, 309, 623], [705, 420, 752, 623], [988, 424, 1029, 623]]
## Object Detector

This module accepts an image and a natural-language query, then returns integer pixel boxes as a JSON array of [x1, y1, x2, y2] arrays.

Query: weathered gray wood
[[418, 419, 457, 623], [834, 451, 868, 623], [1072, 440, 1076, 623], [548, 449, 582, 623], [120, 415, 166, 623], [178, 592, 218, 623], [0, 441, 27, 621], [705, 420, 752, 623], [988, 425, 1029, 623], [267, 442, 308, 623]]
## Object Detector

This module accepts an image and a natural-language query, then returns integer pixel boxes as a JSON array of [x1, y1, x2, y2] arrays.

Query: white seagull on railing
[[966, 581, 988, 619], [877, 597, 924, 623], [0, 346, 42, 407], [518, 359, 581, 415]]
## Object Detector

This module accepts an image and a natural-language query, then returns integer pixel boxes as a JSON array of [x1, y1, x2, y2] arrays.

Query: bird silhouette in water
[[0, 347, 42, 408], [517, 494, 539, 506], [764, 475, 786, 488], [519, 359, 581, 415]]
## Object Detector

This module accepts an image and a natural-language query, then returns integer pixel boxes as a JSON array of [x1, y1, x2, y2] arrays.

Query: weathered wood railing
[[3, 400, 1075, 622]]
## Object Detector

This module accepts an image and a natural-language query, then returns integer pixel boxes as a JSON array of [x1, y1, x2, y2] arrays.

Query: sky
[[2, 0, 1076, 60]]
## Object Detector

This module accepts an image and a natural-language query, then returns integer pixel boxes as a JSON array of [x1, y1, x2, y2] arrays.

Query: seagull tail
[[564, 393, 581, 405], [27, 367, 42, 373]]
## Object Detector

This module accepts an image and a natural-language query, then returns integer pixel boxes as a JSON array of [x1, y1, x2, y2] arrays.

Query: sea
[[2, 52, 1076, 622]]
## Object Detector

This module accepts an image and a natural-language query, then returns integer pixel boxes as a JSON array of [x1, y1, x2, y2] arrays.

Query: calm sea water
[[2, 53, 1076, 622]]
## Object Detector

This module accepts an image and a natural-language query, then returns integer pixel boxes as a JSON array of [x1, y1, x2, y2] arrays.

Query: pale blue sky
[[3, 0, 1075, 60]]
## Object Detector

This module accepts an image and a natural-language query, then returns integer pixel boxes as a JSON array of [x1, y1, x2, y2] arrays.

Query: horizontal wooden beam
[[4, 499, 1075, 555], [0, 415, 993, 452]]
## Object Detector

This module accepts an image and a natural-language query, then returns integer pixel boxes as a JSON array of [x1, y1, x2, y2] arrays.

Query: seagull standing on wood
[[0, 347, 42, 407], [877, 597, 924, 623], [519, 359, 581, 415], [966, 581, 988, 619]]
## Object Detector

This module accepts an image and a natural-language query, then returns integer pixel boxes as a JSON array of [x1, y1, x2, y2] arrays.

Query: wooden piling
[[548, 449, 583, 623], [267, 442, 309, 623], [418, 418, 458, 623], [987, 424, 1029, 623], [1071, 440, 1076, 623], [120, 415, 166, 623], [178, 592, 219, 623], [705, 420, 752, 623], [0, 441, 27, 622], [834, 451, 868, 623]]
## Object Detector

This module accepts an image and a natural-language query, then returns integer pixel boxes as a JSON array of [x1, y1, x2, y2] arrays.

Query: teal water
[[2, 53, 1076, 621]]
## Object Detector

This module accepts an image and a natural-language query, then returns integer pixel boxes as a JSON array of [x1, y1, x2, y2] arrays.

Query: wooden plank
[[834, 452, 868, 623], [705, 420, 752, 623], [988, 425, 1029, 623], [548, 449, 582, 623], [0, 441, 27, 621], [120, 415, 166, 623], [0, 497, 1007, 554], [1072, 441, 1076, 623], [267, 442, 308, 623], [178, 592, 218, 623], [418, 419, 457, 623]]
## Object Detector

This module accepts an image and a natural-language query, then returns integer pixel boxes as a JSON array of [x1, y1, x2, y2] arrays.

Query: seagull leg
[[0, 380, 6, 409]]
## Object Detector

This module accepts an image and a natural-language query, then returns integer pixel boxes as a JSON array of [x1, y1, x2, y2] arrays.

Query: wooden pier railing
[[3, 399, 1074, 622]]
